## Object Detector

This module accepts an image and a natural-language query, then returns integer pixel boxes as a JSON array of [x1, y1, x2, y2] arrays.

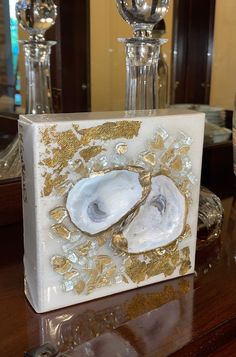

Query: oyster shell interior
[[66, 169, 144, 235], [120, 175, 186, 253]]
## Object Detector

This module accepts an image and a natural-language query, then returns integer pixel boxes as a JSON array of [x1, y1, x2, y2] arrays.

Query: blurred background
[[0, 0, 235, 193], [0, 0, 235, 113]]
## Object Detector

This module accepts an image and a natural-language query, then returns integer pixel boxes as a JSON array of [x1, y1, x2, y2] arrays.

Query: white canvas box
[[19, 110, 204, 313]]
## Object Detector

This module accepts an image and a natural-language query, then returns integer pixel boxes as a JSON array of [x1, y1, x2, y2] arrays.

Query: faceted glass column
[[121, 38, 165, 110], [116, 0, 169, 111], [23, 41, 55, 114], [0, 0, 57, 180]]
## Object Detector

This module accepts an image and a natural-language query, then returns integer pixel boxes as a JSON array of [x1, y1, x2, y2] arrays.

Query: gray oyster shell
[[66, 169, 148, 235], [120, 175, 186, 253]]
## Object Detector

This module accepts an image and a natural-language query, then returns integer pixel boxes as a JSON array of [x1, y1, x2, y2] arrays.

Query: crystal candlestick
[[116, 0, 224, 246], [0, 0, 57, 180], [116, 0, 169, 110], [153, 20, 169, 108], [16, 0, 57, 114], [23, 41, 55, 114]]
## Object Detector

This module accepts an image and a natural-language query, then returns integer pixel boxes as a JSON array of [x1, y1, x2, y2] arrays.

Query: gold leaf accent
[[87, 269, 99, 293], [179, 259, 191, 275], [159, 167, 171, 177], [116, 143, 128, 155], [40, 125, 56, 145], [74, 241, 92, 257], [95, 234, 108, 247], [95, 255, 113, 266], [178, 278, 191, 294], [95, 276, 109, 288], [40, 135, 80, 171], [52, 224, 71, 240], [78, 121, 141, 143], [182, 246, 190, 258], [42, 173, 68, 197], [87, 269, 99, 281], [146, 262, 162, 278], [162, 148, 175, 164], [122, 275, 129, 284], [170, 251, 180, 266], [165, 240, 178, 253], [87, 285, 95, 294], [151, 135, 164, 150], [72, 123, 80, 133], [50, 207, 68, 223], [179, 224, 192, 241], [94, 255, 113, 274], [139, 171, 152, 190], [54, 180, 72, 196], [178, 178, 190, 196], [106, 266, 117, 278], [95, 261, 104, 274], [79, 146, 105, 162], [75, 280, 85, 295], [178, 146, 190, 155], [156, 247, 166, 256], [125, 282, 190, 320], [125, 244, 192, 284], [163, 262, 176, 277], [170, 156, 183, 171], [40, 126, 81, 197], [74, 160, 89, 177], [125, 257, 147, 284], [64, 269, 79, 280], [112, 234, 128, 252], [51, 256, 71, 274], [40, 122, 140, 197], [141, 152, 156, 166]]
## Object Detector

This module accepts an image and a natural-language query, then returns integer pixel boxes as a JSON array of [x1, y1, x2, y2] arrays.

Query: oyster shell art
[[113, 175, 187, 254], [66, 168, 150, 235]]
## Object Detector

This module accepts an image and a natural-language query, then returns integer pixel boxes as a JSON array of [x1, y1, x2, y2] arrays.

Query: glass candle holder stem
[[23, 40, 55, 114], [120, 38, 166, 110]]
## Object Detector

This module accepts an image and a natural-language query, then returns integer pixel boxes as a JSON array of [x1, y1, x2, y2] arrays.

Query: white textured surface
[[66, 170, 142, 235], [123, 175, 186, 253], [19, 110, 205, 313]]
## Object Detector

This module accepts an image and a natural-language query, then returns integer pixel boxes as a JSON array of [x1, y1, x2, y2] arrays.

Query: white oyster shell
[[66, 169, 144, 235], [120, 175, 186, 253]]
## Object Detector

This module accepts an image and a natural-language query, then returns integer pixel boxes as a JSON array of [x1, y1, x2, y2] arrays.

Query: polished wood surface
[[0, 180, 22, 226], [0, 194, 236, 356]]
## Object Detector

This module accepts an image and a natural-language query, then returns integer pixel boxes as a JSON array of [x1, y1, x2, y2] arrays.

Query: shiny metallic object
[[116, 0, 169, 37]]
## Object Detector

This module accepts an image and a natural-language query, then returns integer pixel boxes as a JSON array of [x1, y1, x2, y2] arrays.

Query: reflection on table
[[0, 171, 236, 356], [26, 277, 193, 356]]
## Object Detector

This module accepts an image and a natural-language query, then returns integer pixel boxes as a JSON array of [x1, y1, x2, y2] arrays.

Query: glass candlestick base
[[120, 37, 166, 110], [0, 0, 58, 181], [23, 40, 56, 114], [0, 136, 21, 180], [197, 187, 224, 249]]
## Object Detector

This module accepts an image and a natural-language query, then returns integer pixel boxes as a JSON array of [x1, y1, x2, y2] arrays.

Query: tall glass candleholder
[[116, 0, 169, 110], [16, 0, 57, 114], [116, 0, 224, 245], [0, 0, 57, 179], [153, 19, 169, 109]]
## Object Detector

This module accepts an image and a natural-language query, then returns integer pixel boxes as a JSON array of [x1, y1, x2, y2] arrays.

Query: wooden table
[[1, 195, 236, 356]]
